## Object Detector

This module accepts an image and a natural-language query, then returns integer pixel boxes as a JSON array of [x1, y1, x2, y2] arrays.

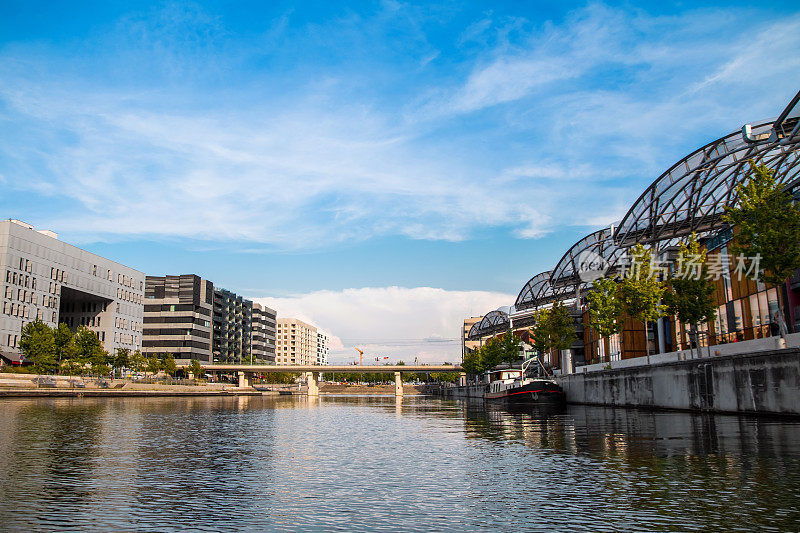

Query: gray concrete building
[[0, 219, 144, 360], [143, 275, 214, 362], [251, 303, 277, 364]]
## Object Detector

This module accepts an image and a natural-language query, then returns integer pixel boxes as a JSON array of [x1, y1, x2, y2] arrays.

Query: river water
[[0, 395, 798, 532]]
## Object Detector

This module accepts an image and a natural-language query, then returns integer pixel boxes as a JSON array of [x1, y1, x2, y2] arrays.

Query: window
[[93, 265, 97, 276]]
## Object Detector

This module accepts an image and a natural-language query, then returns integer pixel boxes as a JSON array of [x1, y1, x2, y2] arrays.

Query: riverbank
[[0, 372, 266, 398], [0, 372, 430, 398], [0, 388, 264, 397]]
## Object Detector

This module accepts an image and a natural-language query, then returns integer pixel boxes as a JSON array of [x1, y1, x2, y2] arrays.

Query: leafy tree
[[498, 331, 522, 365], [62, 358, 85, 377], [586, 278, 624, 360], [161, 354, 178, 377], [618, 244, 665, 355], [74, 326, 110, 373], [480, 338, 505, 371], [130, 349, 145, 374], [54, 322, 76, 362], [547, 302, 578, 352], [663, 233, 718, 350], [20, 320, 57, 374], [114, 348, 130, 370], [145, 356, 162, 378], [723, 161, 800, 335], [186, 358, 204, 379], [461, 349, 482, 375], [530, 309, 552, 356]]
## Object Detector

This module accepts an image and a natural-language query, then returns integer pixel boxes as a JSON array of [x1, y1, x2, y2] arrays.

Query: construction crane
[[354, 347, 364, 365]]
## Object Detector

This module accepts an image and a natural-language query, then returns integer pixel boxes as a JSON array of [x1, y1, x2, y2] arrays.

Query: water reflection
[[0, 396, 798, 531]]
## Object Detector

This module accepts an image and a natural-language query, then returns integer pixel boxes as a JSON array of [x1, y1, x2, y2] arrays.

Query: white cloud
[[253, 286, 513, 364], [0, 4, 798, 251]]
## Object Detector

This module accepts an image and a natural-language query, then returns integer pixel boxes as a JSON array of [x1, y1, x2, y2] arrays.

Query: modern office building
[[143, 275, 214, 362], [461, 316, 482, 361], [0, 219, 144, 361], [275, 318, 317, 365], [251, 302, 277, 364], [316, 331, 328, 365], [212, 288, 253, 363]]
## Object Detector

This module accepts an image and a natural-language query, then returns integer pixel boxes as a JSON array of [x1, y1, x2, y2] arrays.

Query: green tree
[[480, 337, 505, 371], [663, 234, 718, 351], [547, 302, 578, 352], [130, 349, 145, 374], [498, 331, 521, 364], [74, 326, 110, 373], [618, 244, 665, 355], [723, 161, 800, 336], [162, 354, 178, 377], [530, 309, 552, 356], [186, 358, 204, 380], [145, 356, 162, 378], [53, 322, 76, 362], [461, 349, 482, 375], [586, 277, 624, 361], [114, 348, 130, 370], [20, 320, 57, 374]]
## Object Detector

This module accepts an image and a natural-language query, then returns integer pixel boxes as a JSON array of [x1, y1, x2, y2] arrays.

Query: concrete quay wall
[[558, 348, 800, 416]]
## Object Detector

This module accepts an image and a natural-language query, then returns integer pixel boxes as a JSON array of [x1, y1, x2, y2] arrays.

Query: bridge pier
[[395, 372, 403, 397], [306, 371, 319, 397], [238, 371, 253, 388]]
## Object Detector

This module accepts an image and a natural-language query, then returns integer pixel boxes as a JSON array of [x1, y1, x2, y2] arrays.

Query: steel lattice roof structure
[[467, 310, 509, 341], [614, 119, 800, 248], [469, 90, 800, 338]]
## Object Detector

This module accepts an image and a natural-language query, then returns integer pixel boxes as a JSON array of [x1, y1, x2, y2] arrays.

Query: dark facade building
[[212, 288, 253, 363], [252, 303, 277, 363], [143, 275, 214, 362]]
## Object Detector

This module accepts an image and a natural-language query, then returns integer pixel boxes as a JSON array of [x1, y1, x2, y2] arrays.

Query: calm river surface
[[0, 395, 799, 532]]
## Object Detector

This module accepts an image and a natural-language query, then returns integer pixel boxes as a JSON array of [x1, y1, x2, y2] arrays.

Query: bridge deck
[[186, 364, 462, 373]]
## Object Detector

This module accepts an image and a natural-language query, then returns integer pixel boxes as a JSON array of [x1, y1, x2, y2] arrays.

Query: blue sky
[[1, 1, 798, 362]]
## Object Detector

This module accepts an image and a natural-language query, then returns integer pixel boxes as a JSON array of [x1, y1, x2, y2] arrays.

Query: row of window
[[6, 270, 36, 289], [142, 328, 211, 339], [114, 317, 141, 332], [117, 287, 142, 304], [3, 302, 56, 322]]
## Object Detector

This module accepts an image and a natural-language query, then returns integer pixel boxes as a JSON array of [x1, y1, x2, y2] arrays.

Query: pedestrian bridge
[[182, 364, 463, 397]]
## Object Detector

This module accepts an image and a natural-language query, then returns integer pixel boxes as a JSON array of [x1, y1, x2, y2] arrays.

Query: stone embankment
[[557, 347, 800, 416]]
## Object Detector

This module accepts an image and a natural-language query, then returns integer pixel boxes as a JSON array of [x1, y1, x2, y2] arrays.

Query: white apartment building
[[275, 318, 317, 365], [0, 219, 144, 360], [316, 331, 329, 365]]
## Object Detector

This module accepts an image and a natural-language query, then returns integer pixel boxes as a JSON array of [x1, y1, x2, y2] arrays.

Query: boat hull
[[485, 380, 566, 405]]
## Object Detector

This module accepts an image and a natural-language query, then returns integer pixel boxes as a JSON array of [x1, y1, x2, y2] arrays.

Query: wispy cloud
[[0, 2, 798, 252]]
